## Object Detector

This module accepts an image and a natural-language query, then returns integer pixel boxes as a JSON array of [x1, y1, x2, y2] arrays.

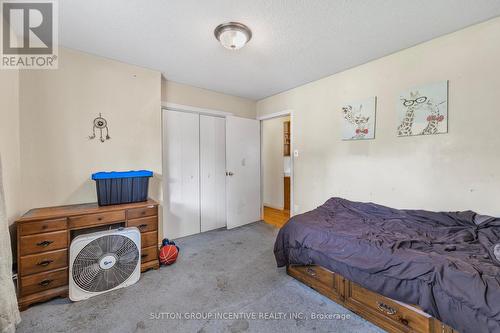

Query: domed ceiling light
[[214, 22, 252, 50]]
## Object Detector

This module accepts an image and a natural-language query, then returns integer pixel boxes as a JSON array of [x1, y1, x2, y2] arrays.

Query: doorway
[[260, 112, 293, 228]]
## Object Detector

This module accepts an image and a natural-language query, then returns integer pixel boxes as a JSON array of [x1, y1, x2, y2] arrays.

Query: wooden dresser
[[16, 199, 160, 310]]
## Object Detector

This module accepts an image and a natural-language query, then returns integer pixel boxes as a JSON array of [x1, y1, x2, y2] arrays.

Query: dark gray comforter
[[274, 198, 500, 333]]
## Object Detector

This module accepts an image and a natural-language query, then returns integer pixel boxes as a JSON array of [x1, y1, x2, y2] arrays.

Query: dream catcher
[[89, 113, 110, 142]]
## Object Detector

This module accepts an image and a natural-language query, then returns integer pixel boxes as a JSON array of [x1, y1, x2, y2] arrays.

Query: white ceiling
[[60, 1, 500, 100]]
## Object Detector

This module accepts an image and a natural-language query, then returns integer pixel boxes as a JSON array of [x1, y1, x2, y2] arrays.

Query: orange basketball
[[159, 244, 178, 265]]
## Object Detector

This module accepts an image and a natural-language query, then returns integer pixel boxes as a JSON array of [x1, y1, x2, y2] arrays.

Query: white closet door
[[162, 110, 200, 239], [200, 115, 226, 232]]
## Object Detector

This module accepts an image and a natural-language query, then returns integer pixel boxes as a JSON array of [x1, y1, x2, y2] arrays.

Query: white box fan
[[69, 227, 141, 301]]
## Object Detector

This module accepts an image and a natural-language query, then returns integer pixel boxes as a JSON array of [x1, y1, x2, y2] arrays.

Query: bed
[[274, 198, 500, 333]]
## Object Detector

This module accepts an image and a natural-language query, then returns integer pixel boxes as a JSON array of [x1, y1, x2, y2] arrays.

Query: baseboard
[[263, 203, 285, 210]]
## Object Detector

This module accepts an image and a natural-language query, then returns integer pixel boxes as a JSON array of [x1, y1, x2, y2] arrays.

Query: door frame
[[257, 109, 295, 218], [162, 102, 233, 117]]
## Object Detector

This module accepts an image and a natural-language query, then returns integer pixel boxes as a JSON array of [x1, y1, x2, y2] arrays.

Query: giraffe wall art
[[397, 81, 448, 137], [341, 97, 376, 140]]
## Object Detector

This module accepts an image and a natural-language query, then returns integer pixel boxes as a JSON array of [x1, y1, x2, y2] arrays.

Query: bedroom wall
[[162, 79, 256, 118], [0, 70, 21, 224], [262, 116, 290, 210], [18, 48, 162, 210], [257, 17, 500, 216]]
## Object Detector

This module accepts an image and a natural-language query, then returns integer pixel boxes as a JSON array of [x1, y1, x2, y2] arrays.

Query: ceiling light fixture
[[214, 22, 252, 50]]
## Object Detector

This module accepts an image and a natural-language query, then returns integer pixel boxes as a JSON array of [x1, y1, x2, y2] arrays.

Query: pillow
[[494, 244, 500, 262], [474, 214, 494, 225]]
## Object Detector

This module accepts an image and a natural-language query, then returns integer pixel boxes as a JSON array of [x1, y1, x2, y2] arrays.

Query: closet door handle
[[226, 171, 234, 176]]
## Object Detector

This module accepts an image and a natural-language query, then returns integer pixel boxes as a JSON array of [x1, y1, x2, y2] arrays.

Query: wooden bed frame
[[287, 265, 458, 333]]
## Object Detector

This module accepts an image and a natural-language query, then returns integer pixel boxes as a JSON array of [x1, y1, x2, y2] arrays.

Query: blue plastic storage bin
[[91, 170, 153, 206]]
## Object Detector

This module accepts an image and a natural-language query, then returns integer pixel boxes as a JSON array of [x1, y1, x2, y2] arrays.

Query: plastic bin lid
[[91, 170, 153, 180]]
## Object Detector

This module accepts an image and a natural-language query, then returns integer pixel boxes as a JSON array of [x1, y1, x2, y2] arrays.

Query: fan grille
[[72, 234, 139, 292]]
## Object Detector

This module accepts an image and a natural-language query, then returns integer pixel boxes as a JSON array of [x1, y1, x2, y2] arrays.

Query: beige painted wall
[[162, 79, 256, 118], [0, 70, 21, 224], [19, 48, 162, 210], [262, 116, 289, 209], [257, 17, 500, 216]]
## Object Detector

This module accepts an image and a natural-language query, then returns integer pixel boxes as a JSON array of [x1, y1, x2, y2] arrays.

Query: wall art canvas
[[341, 97, 376, 140], [397, 81, 448, 137]]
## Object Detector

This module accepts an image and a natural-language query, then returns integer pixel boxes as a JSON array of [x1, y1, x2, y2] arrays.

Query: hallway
[[263, 206, 290, 228]]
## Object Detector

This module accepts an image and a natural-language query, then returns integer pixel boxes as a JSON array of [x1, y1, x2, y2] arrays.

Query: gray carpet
[[17, 222, 383, 333]]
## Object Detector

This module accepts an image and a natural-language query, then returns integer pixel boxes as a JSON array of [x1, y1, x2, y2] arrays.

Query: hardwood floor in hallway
[[263, 206, 290, 228]]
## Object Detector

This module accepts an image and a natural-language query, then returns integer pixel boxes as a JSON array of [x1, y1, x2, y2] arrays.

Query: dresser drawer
[[127, 206, 157, 220], [141, 245, 158, 263], [68, 211, 125, 229], [127, 216, 157, 233], [288, 265, 334, 288], [19, 249, 67, 276], [20, 268, 68, 297], [18, 218, 67, 236], [346, 282, 432, 333], [287, 265, 343, 302], [20, 230, 68, 256], [141, 231, 158, 248]]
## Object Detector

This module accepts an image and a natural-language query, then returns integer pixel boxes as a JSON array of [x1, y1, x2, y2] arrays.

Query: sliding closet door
[[200, 115, 226, 232], [163, 110, 200, 239]]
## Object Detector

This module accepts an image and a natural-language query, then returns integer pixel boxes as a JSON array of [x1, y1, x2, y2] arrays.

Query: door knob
[[226, 171, 234, 176]]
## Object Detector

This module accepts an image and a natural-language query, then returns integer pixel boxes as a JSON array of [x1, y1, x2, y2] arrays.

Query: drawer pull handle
[[39, 279, 53, 287], [36, 240, 54, 247], [138, 224, 148, 229], [141, 254, 148, 258], [97, 217, 103, 221], [400, 318, 409, 326], [37, 260, 54, 266], [376, 301, 397, 315], [141, 211, 146, 215], [306, 267, 316, 277]]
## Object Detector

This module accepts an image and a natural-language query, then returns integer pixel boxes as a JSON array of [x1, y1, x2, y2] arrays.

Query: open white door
[[226, 116, 261, 229]]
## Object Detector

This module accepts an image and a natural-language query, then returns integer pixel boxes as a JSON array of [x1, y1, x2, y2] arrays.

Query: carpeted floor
[[17, 222, 383, 333]]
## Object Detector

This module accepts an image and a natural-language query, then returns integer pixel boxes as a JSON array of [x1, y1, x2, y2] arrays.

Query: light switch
[[293, 150, 299, 157]]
